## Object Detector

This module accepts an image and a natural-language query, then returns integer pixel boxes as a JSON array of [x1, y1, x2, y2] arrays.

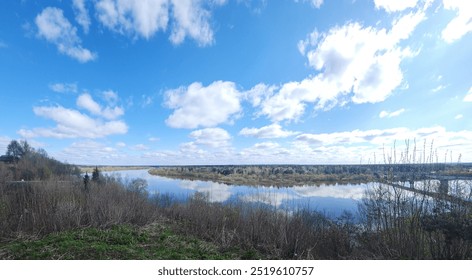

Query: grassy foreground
[[0, 220, 255, 260]]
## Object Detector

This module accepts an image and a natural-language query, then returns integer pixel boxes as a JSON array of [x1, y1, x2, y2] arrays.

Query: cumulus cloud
[[77, 93, 102, 115], [95, 0, 225, 45], [254, 10, 425, 122], [170, 0, 219, 46], [379, 108, 406, 118], [239, 123, 298, 139], [18, 92, 127, 139], [188, 127, 231, 148], [35, 7, 96, 62], [95, 0, 169, 39], [172, 127, 234, 163], [243, 83, 277, 107], [441, 0, 472, 43], [77, 93, 124, 120], [306, 12, 424, 103], [18, 106, 128, 139], [254, 77, 337, 122], [374, 0, 419, 13], [297, 29, 319, 55], [73, 0, 91, 33], [165, 81, 241, 129]]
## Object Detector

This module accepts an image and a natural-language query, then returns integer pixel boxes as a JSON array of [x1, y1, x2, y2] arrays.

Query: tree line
[[0, 140, 81, 181]]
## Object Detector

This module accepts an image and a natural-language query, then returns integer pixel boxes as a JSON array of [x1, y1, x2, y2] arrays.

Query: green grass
[[0, 223, 254, 260]]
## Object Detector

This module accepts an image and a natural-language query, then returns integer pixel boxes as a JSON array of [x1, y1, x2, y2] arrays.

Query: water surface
[[106, 169, 374, 218]]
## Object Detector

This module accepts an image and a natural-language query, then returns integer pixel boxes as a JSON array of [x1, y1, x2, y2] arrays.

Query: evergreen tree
[[92, 166, 100, 182], [83, 172, 90, 191]]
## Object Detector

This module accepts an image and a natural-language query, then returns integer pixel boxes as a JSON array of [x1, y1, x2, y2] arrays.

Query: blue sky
[[0, 0, 471, 165]]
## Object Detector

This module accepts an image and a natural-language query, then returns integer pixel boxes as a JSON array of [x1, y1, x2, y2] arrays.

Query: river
[[104, 169, 378, 219]]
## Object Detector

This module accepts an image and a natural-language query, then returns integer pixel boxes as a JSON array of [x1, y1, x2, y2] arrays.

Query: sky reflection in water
[[106, 169, 373, 218]]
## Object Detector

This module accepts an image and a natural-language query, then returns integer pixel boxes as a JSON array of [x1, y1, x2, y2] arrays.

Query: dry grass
[[0, 176, 157, 238]]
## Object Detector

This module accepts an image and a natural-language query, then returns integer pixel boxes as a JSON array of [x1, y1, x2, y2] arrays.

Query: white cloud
[[379, 108, 406, 118], [168, 127, 235, 164], [77, 93, 124, 120], [49, 82, 78, 93], [148, 137, 160, 142], [18, 106, 128, 139], [73, 0, 91, 33], [77, 93, 102, 115], [243, 83, 276, 107], [35, 7, 96, 62], [188, 127, 231, 148], [95, 0, 169, 39], [95, 0, 225, 45], [255, 77, 338, 122], [19, 90, 127, 139], [254, 11, 425, 122], [374, 0, 419, 13], [464, 87, 472, 102], [239, 123, 298, 138], [295, 128, 407, 147], [297, 29, 319, 55], [101, 106, 125, 120], [441, 0, 472, 43], [165, 81, 241, 129], [294, 126, 472, 164], [295, 0, 323, 9], [306, 13, 423, 103], [238, 142, 292, 163], [170, 0, 221, 46], [455, 114, 463, 120], [57, 140, 125, 164]]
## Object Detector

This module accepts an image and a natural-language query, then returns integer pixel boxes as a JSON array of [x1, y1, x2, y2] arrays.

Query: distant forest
[[0, 140, 81, 181]]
